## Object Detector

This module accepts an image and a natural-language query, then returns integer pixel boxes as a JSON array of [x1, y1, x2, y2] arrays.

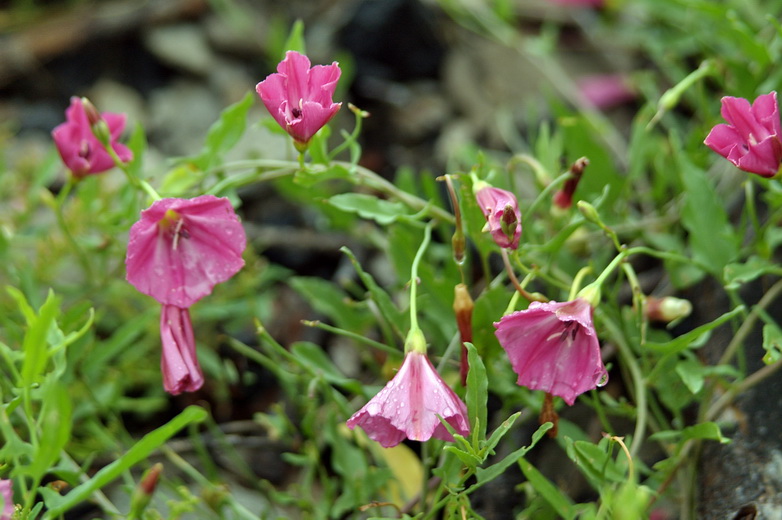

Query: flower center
[[159, 210, 190, 250], [291, 107, 302, 118], [78, 139, 91, 159]]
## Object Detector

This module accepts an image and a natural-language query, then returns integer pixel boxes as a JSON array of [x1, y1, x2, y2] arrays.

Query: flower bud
[[645, 296, 692, 323], [553, 157, 589, 210], [80, 97, 101, 125], [128, 463, 163, 518], [453, 284, 474, 386]]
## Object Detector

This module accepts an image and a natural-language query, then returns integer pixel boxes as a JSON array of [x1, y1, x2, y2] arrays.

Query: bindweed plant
[[2, 0, 782, 518]]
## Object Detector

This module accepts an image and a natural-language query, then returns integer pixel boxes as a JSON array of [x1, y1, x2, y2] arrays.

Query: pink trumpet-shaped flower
[[51, 97, 133, 177], [494, 298, 608, 406], [704, 92, 782, 177], [126, 195, 246, 308], [160, 305, 203, 394], [0, 479, 12, 520], [475, 186, 522, 250], [347, 350, 470, 448], [256, 50, 342, 146]]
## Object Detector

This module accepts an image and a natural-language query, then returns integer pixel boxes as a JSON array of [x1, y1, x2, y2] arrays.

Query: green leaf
[[340, 246, 406, 339], [288, 276, 372, 332], [472, 422, 552, 489], [41, 406, 208, 519], [281, 19, 306, 57], [19, 289, 60, 387], [465, 343, 488, 445], [650, 422, 731, 444], [483, 411, 521, 456], [160, 164, 205, 197], [675, 359, 706, 394], [518, 457, 576, 520], [28, 380, 72, 482], [190, 91, 254, 171], [125, 122, 147, 180], [724, 256, 782, 290], [444, 446, 482, 467], [328, 193, 411, 225], [678, 152, 738, 276], [763, 323, 782, 365], [646, 305, 744, 354], [290, 341, 363, 394]]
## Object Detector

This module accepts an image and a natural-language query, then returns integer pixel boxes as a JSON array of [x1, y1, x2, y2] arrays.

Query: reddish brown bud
[[553, 157, 589, 209], [454, 283, 474, 386]]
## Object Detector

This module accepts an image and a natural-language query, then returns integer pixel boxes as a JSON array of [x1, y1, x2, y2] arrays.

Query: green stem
[[301, 320, 402, 357], [718, 278, 782, 366], [599, 312, 647, 458], [52, 178, 94, 281], [408, 223, 434, 335]]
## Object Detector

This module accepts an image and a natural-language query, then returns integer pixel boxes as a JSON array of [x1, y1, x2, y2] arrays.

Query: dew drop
[[596, 371, 609, 387]]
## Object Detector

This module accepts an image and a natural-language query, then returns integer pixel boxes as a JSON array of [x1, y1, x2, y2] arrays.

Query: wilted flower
[[160, 305, 203, 394], [0, 479, 12, 520], [256, 50, 342, 147], [475, 185, 522, 249], [126, 195, 246, 308], [704, 92, 782, 177], [51, 96, 133, 177], [347, 350, 470, 448], [494, 298, 607, 406]]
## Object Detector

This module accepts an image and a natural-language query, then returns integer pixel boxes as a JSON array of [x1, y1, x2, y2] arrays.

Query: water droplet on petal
[[596, 371, 609, 387]]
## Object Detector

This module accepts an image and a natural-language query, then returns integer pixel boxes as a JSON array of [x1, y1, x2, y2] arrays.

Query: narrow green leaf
[[483, 411, 521, 455], [291, 341, 363, 394], [288, 276, 372, 331], [444, 446, 482, 467], [281, 19, 306, 57], [125, 122, 147, 180], [41, 406, 208, 519], [21, 290, 60, 387], [465, 343, 487, 445], [192, 91, 254, 170], [328, 193, 411, 225], [678, 153, 738, 276], [518, 457, 576, 520], [29, 380, 72, 482], [762, 323, 782, 365], [341, 246, 405, 339], [646, 305, 744, 354], [472, 422, 552, 489]]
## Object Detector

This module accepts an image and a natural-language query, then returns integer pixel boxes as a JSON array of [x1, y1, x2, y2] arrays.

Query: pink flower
[[475, 186, 521, 250], [494, 298, 608, 406], [51, 97, 133, 177], [347, 350, 470, 447], [126, 195, 246, 308], [577, 74, 636, 110], [256, 51, 342, 146], [160, 305, 203, 394], [0, 479, 12, 520], [704, 92, 782, 177]]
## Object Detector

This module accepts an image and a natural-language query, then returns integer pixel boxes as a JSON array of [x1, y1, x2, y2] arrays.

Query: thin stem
[[599, 312, 647, 458], [409, 223, 434, 333], [501, 248, 547, 302], [718, 278, 782, 366], [706, 358, 782, 422], [301, 320, 402, 357], [52, 178, 93, 281]]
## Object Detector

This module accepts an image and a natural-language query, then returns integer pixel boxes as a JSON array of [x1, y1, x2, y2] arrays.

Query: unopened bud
[[577, 200, 602, 226], [645, 296, 692, 323], [92, 119, 112, 148], [500, 204, 518, 241], [80, 97, 101, 125], [452, 228, 466, 265], [553, 157, 589, 210], [454, 284, 474, 386], [129, 463, 163, 518]]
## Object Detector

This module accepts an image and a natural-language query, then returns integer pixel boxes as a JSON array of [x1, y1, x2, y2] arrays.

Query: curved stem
[[718, 278, 782, 366], [409, 223, 434, 333]]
